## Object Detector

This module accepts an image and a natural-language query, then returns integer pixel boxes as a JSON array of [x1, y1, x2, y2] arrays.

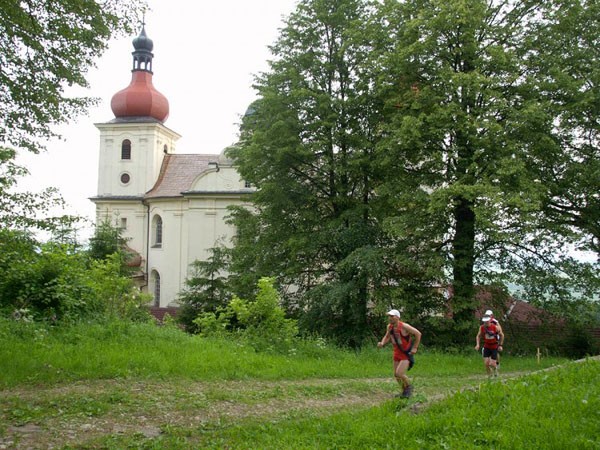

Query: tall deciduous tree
[[376, 0, 550, 327], [525, 0, 600, 256], [0, 0, 146, 152], [505, 0, 600, 306], [377, 0, 599, 330], [0, 147, 74, 231]]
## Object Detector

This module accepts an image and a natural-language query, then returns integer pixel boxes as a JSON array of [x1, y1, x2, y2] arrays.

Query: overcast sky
[[16, 0, 299, 242]]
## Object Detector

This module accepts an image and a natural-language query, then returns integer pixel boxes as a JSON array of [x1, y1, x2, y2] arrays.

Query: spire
[[131, 24, 154, 72], [110, 24, 169, 123]]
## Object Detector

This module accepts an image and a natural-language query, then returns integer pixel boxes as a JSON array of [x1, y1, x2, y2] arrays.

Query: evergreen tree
[[227, 0, 388, 346], [177, 246, 231, 333]]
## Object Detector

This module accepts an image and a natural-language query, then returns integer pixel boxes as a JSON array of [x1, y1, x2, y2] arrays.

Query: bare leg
[[484, 357, 496, 377], [394, 360, 412, 396]]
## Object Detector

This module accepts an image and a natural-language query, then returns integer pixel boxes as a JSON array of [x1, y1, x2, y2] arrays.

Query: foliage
[[177, 246, 231, 333], [85, 252, 153, 322], [223, 0, 600, 347], [193, 277, 298, 352], [86, 218, 141, 279], [0, 0, 146, 152], [523, 0, 600, 256], [87, 219, 129, 262], [0, 228, 151, 323], [374, 0, 562, 328], [226, 0, 420, 346]]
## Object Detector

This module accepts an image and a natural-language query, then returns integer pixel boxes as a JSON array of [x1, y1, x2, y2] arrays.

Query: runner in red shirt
[[484, 309, 503, 369], [475, 315, 505, 378], [378, 309, 422, 398]]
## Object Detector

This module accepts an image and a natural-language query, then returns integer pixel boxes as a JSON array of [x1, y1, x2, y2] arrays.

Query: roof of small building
[[145, 153, 217, 199]]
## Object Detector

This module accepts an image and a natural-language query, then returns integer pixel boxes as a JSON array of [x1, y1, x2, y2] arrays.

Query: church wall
[[145, 193, 249, 307], [147, 201, 186, 307], [193, 165, 245, 192], [94, 200, 148, 278]]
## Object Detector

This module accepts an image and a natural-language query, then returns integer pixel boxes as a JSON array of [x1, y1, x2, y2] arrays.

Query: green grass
[[0, 319, 566, 388], [1, 319, 587, 449], [96, 359, 598, 450]]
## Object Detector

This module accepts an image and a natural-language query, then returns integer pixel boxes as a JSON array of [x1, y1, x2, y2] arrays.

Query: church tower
[[92, 26, 180, 280], [92, 25, 252, 309]]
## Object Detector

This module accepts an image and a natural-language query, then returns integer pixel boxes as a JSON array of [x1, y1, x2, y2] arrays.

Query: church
[[91, 27, 252, 307]]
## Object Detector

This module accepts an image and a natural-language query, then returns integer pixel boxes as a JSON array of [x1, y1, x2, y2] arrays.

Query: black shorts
[[483, 348, 498, 360]]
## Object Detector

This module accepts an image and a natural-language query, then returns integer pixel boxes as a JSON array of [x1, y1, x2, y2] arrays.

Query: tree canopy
[[0, 0, 146, 152], [220, 0, 600, 345]]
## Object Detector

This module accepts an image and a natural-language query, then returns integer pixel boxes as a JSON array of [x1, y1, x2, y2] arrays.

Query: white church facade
[[91, 27, 251, 307]]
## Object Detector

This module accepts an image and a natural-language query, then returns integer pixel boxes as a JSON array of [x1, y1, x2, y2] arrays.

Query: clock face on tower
[[120, 173, 131, 185]]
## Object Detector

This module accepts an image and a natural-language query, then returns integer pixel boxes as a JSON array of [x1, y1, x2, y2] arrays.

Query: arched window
[[152, 215, 163, 247], [121, 139, 131, 160], [152, 270, 161, 307]]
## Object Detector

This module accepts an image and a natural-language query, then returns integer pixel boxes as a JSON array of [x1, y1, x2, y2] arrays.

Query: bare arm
[[378, 326, 391, 348], [497, 324, 505, 347], [402, 323, 422, 353]]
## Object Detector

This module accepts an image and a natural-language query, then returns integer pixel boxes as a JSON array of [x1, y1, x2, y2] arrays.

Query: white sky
[[15, 0, 299, 243]]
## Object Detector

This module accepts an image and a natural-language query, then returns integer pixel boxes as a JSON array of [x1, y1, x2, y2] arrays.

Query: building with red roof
[[91, 27, 253, 307]]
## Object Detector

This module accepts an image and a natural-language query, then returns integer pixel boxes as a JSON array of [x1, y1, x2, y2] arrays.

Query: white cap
[[482, 316, 491, 322], [387, 309, 401, 318], [484, 309, 493, 316]]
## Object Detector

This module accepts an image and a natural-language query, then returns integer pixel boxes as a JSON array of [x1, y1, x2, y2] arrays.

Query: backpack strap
[[390, 324, 413, 354], [390, 324, 415, 370]]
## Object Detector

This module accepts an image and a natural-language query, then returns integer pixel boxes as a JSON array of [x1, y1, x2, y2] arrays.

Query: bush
[[0, 229, 152, 323], [193, 277, 298, 352]]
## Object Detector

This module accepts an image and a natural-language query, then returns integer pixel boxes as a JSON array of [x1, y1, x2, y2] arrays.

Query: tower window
[[121, 139, 131, 160], [120, 218, 127, 230], [120, 173, 131, 184]]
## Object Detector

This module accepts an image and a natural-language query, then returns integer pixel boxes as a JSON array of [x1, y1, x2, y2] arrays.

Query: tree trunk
[[452, 195, 476, 326]]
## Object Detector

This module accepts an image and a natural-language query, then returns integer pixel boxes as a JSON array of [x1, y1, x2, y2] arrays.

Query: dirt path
[[0, 370, 543, 449]]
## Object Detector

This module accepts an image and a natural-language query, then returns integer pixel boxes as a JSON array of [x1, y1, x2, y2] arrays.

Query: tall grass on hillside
[[0, 319, 566, 388], [191, 358, 600, 449]]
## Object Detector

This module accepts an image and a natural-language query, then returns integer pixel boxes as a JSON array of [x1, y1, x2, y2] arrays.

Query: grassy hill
[[1, 320, 596, 449]]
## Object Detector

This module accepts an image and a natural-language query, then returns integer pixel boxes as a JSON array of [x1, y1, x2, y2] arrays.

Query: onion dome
[[132, 26, 154, 53], [110, 26, 169, 122]]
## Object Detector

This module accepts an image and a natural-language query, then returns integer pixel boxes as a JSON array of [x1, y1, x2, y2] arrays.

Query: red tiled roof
[[440, 285, 563, 326], [472, 287, 564, 326], [145, 154, 217, 199]]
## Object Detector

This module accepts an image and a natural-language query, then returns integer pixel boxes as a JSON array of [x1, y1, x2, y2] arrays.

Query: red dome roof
[[110, 71, 169, 122]]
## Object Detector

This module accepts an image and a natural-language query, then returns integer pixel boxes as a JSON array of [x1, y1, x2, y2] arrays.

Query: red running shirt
[[389, 322, 411, 361], [481, 324, 499, 349]]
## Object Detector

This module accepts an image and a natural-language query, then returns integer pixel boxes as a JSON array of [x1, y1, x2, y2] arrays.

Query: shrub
[[193, 277, 298, 352], [0, 230, 152, 324]]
